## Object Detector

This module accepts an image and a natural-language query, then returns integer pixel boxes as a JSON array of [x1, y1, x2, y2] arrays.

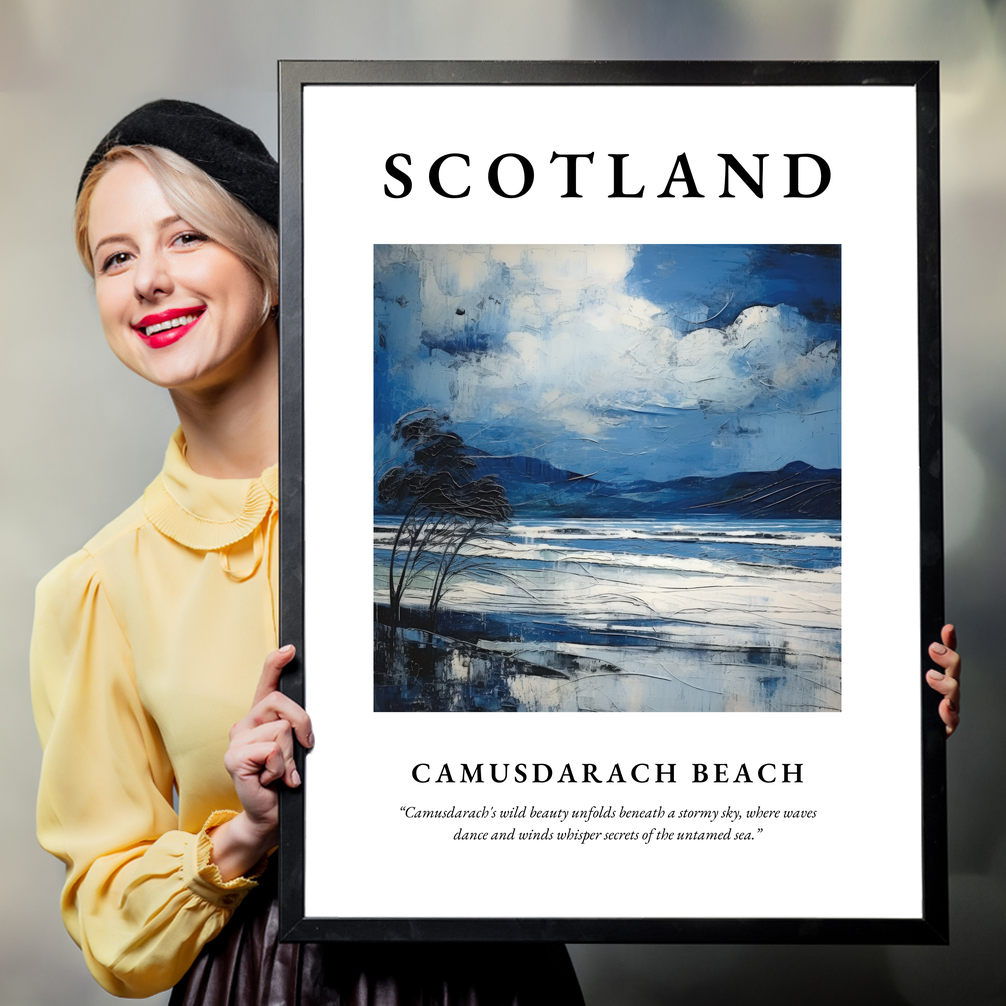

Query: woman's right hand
[[926, 624, 961, 737], [209, 645, 314, 881]]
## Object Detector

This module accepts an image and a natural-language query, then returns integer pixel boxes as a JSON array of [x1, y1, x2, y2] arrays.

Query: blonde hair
[[75, 145, 278, 322]]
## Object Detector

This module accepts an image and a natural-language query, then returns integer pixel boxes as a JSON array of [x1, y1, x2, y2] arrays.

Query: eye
[[100, 251, 132, 274], [172, 230, 208, 249]]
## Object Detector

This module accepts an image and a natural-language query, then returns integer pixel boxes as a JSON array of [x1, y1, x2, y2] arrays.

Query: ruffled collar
[[143, 428, 278, 551]]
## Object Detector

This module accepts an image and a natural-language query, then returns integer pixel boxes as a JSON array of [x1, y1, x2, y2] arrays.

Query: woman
[[31, 99, 586, 1003]]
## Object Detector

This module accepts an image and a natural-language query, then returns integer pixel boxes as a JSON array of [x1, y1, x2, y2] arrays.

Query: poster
[[278, 62, 945, 942]]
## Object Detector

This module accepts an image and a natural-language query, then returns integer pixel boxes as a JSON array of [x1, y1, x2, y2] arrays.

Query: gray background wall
[[1, 2, 1003, 1003]]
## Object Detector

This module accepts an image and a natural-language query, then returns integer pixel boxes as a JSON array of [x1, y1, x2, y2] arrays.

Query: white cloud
[[384, 245, 838, 433]]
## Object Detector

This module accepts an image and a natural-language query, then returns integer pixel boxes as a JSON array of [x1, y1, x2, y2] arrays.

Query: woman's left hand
[[926, 624, 961, 737], [209, 645, 313, 881]]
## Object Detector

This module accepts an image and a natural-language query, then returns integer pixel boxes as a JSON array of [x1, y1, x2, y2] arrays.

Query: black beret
[[78, 99, 278, 228]]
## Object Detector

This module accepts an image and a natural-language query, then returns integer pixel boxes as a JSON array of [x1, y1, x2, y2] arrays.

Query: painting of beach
[[373, 244, 841, 712]]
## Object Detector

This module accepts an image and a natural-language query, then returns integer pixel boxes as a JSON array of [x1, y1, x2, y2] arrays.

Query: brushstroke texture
[[373, 245, 841, 712]]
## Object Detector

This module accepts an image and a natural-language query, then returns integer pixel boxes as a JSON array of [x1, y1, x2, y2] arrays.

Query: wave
[[506, 524, 841, 549], [374, 536, 840, 580], [377, 515, 840, 549]]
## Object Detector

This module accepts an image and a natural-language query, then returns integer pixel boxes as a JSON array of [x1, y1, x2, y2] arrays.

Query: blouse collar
[[143, 428, 278, 551]]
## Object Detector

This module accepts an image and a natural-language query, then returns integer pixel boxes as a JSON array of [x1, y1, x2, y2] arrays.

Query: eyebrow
[[91, 215, 185, 258]]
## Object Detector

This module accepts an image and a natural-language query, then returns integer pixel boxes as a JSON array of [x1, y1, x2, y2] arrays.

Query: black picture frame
[[277, 60, 945, 944]]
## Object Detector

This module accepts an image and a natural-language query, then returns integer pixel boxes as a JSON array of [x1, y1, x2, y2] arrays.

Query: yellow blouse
[[31, 428, 279, 998]]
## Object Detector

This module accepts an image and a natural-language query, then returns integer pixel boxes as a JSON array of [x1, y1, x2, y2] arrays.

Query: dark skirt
[[169, 869, 585, 1006]]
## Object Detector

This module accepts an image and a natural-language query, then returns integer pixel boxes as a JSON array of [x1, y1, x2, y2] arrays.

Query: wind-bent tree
[[377, 412, 512, 631]]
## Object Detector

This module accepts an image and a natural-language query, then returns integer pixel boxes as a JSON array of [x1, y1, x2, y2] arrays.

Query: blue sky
[[374, 244, 840, 482]]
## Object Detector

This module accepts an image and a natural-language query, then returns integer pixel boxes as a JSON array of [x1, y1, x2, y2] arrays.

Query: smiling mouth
[[135, 307, 206, 338]]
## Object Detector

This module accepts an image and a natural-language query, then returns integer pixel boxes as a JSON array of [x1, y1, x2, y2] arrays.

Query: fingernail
[[928, 669, 944, 679], [280, 644, 295, 654], [291, 768, 301, 787], [306, 732, 315, 748], [931, 643, 947, 655]]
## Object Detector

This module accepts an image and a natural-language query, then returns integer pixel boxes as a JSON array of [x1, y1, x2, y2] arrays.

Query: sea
[[373, 516, 841, 713]]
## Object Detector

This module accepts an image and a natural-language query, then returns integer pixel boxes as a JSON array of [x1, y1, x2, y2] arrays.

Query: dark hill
[[465, 454, 840, 519]]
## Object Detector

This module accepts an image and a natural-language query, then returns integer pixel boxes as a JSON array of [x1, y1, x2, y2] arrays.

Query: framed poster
[[277, 61, 946, 943]]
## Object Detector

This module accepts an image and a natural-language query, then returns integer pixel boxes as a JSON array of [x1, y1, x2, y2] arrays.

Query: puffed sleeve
[[31, 549, 261, 998]]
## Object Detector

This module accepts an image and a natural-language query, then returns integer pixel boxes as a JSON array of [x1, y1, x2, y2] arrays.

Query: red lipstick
[[133, 306, 205, 349]]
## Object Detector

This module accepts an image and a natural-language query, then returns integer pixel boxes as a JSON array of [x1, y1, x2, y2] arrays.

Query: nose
[[133, 247, 173, 303]]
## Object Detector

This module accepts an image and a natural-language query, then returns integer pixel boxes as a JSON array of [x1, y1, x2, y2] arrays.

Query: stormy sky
[[375, 244, 840, 481]]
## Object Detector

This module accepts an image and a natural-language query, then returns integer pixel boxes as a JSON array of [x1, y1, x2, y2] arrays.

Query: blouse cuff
[[183, 810, 269, 909]]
